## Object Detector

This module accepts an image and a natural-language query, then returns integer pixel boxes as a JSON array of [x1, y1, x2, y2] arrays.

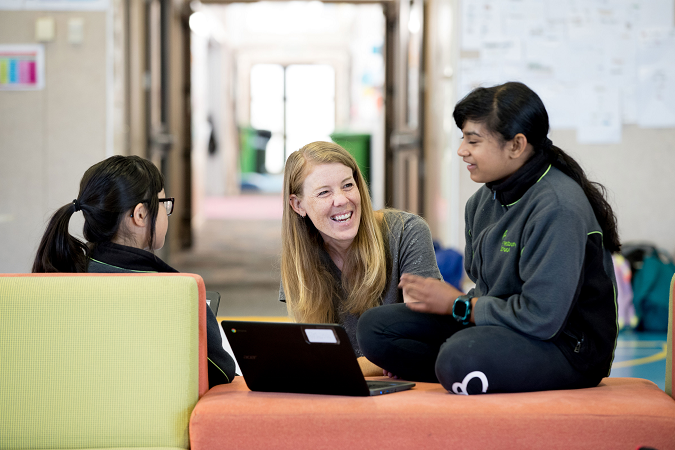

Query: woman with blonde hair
[[280, 141, 441, 374]]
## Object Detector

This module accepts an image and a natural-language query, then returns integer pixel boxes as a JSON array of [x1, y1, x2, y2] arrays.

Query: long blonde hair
[[281, 141, 389, 324]]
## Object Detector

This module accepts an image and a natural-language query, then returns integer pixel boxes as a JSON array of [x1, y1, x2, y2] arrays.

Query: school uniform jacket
[[88, 241, 237, 387], [465, 151, 618, 378]]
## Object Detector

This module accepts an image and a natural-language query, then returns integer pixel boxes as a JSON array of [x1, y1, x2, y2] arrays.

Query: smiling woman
[[289, 162, 362, 267], [279, 142, 441, 373]]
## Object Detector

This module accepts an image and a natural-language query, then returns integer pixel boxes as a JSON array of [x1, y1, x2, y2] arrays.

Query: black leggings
[[357, 303, 601, 394]]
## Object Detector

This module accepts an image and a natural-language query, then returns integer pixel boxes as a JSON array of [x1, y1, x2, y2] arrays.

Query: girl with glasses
[[33, 155, 236, 387]]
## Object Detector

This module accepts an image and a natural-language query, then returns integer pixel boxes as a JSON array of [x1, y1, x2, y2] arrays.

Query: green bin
[[239, 126, 271, 173], [329, 132, 371, 186], [239, 126, 256, 173]]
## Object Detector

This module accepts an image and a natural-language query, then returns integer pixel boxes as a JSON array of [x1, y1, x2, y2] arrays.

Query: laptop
[[205, 291, 221, 315], [221, 320, 416, 396]]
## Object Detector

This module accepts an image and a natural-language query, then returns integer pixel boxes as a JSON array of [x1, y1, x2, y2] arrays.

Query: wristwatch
[[452, 295, 473, 325]]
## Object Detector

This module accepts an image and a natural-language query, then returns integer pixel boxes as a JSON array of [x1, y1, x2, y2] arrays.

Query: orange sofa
[[7, 273, 670, 449], [189, 275, 675, 450]]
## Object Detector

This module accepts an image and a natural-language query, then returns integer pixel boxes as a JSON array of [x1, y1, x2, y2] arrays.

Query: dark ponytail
[[32, 156, 164, 273], [32, 202, 89, 272], [453, 82, 621, 252], [545, 143, 621, 252]]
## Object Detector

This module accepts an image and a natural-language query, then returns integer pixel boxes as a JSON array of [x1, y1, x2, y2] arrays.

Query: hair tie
[[73, 199, 81, 212]]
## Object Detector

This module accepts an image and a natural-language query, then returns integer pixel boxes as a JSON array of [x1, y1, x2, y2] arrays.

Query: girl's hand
[[383, 370, 398, 379], [399, 273, 464, 315]]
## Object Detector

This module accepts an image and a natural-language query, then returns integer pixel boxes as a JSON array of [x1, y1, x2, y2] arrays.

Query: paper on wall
[[637, 28, 675, 128], [0, 44, 45, 90], [0, 0, 108, 10], [502, 0, 546, 40], [0, 0, 23, 9], [535, 81, 579, 130], [637, 29, 675, 128], [461, 0, 504, 51], [458, 58, 502, 99], [636, 0, 675, 29], [480, 38, 523, 63], [577, 83, 622, 144]]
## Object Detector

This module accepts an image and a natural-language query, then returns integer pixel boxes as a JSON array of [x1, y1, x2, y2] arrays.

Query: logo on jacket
[[500, 229, 517, 253]]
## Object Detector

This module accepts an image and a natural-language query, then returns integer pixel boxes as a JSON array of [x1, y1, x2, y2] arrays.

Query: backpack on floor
[[433, 242, 464, 290], [622, 243, 675, 332], [612, 253, 637, 330]]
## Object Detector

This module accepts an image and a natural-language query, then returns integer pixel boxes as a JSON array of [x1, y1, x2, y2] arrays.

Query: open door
[[143, 0, 193, 252], [384, 0, 425, 214]]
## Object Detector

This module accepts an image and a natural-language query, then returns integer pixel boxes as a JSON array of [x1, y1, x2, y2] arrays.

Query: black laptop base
[[222, 320, 415, 397]]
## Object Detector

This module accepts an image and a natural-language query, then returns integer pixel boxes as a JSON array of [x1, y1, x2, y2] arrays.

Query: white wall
[[0, 10, 109, 273], [549, 126, 675, 253], [426, 0, 675, 257]]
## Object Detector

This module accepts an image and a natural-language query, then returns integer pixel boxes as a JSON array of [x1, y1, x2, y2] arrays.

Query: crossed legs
[[357, 303, 600, 394]]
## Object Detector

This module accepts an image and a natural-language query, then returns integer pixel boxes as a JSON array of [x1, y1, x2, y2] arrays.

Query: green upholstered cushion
[[0, 275, 200, 449]]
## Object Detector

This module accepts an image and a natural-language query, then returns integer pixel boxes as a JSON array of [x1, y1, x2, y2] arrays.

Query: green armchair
[[0, 273, 209, 449]]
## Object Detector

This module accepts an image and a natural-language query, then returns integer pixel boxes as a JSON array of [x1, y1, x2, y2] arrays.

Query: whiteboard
[[458, 0, 675, 143]]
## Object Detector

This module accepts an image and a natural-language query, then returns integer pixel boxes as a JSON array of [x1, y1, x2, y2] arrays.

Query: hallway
[[171, 194, 287, 319]]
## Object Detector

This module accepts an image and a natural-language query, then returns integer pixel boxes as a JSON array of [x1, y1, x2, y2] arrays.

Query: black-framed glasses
[[159, 197, 175, 216], [138, 197, 175, 216]]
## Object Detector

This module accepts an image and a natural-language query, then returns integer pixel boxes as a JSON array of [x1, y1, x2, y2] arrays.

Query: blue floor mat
[[610, 330, 667, 391]]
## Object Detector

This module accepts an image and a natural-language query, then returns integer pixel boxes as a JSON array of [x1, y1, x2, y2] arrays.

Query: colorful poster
[[0, 45, 45, 90]]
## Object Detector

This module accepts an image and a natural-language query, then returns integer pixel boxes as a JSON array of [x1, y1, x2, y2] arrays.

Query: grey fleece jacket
[[465, 161, 618, 377]]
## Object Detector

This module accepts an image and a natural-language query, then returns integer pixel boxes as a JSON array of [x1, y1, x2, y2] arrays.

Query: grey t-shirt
[[280, 210, 442, 356]]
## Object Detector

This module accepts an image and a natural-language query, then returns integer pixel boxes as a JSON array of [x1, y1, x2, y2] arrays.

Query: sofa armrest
[[0, 273, 208, 449]]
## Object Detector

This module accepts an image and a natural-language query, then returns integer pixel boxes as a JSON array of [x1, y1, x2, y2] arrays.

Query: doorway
[[250, 63, 337, 174], [175, 0, 424, 318], [190, 1, 387, 201]]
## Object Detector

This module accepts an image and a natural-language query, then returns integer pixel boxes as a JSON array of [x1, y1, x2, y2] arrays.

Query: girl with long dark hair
[[33, 155, 236, 387], [358, 82, 619, 394]]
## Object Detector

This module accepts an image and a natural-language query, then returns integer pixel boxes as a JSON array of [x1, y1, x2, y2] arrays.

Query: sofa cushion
[[189, 376, 675, 450], [0, 274, 206, 450]]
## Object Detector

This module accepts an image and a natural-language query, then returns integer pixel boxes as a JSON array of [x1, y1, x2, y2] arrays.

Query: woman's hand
[[399, 273, 464, 315]]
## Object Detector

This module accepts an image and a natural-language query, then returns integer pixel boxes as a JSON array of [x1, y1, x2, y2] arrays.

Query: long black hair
[[32, 155, 164, 273], [453, 81, 621, 252]]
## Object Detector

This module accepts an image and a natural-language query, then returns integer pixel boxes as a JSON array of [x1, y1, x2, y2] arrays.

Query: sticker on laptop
[[303, 328, 339, 344]]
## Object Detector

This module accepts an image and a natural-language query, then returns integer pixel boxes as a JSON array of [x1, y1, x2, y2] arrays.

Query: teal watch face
[[453, 295, 471, 323]]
